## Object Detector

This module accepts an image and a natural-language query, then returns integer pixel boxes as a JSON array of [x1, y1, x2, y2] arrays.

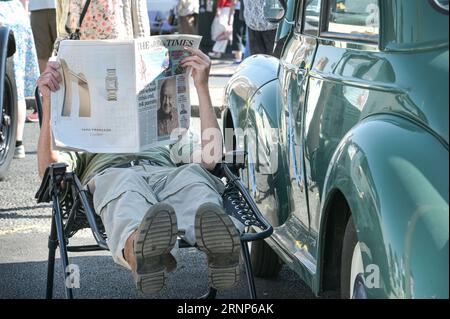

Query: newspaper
[[51, 35, 202, 153]]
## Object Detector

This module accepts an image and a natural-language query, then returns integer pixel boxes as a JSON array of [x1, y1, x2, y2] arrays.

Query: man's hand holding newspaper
[[181, 46, 211, 90]]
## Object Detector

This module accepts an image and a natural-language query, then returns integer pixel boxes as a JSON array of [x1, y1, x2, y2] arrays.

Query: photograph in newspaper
[[156, 76, 178, 138], [51, 35, 201, 153]]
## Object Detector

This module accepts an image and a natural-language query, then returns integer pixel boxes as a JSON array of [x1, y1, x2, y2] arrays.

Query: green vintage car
[[223, 0, 449, 298]]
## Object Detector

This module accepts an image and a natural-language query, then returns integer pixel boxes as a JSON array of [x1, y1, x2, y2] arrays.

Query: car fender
[[319, 113, 449, 298], [223, 55, 292, 227], [223, 55, 279, 135]]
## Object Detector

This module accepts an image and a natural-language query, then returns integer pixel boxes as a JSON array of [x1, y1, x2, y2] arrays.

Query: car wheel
[[340, 217, 367, 299], [250, 233, 282, 278], [0, 58, 18, 180]]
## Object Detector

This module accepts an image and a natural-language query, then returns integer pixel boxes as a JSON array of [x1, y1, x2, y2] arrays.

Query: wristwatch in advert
[[105, 68, 118, 101], [60, 58, 91, 117]]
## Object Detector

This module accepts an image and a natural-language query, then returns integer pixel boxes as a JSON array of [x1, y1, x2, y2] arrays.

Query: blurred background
[[147, 0, 179, 35]]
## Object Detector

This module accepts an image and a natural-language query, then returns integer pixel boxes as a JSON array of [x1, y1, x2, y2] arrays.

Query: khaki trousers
[[88, 163, 225, 269]]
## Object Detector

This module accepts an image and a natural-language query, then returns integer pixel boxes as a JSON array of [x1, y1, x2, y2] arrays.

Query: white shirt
[[29, 0, 56, 11]]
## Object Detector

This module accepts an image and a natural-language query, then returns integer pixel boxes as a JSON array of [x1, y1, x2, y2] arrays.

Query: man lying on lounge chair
[[37, 47, 242, 295]]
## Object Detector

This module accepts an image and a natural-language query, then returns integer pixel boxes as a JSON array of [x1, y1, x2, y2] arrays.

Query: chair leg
[[241, 240, 257, 299], [46, 216, 58, 299], [53, 200, 74, 299]]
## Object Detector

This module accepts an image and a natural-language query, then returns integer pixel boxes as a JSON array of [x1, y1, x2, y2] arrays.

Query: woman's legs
[[14, 99, 26, 159], [231, 9, 245, 63], [16, 99, 26, 141]]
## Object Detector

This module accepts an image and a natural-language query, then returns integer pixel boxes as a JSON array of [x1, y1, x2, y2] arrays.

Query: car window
[[303, 0, 321, 35], [326, 0, 379, 41]]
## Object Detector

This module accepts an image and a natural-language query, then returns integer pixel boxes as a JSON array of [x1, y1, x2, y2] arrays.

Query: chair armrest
[[220, 162, 273, 242], [35, 163, 68, 203]]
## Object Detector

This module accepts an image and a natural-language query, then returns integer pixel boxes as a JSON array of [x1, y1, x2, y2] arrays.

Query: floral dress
[[66, 0, 150, 40], [0, 0, 40, 100]]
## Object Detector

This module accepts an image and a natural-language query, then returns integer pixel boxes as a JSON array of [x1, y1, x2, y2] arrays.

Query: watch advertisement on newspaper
[[50, 35, 201, 153]]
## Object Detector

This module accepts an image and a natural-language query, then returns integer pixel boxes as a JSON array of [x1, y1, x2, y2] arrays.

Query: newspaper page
[[135, 35, 201, 150], [50, 35, 201, 153]]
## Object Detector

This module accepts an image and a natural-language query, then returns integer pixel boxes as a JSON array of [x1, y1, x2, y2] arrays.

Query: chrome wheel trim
[[350, 242, 366, 299]]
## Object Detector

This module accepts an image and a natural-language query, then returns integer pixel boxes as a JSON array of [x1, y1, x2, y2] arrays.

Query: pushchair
[[34, 89, 273, 299]]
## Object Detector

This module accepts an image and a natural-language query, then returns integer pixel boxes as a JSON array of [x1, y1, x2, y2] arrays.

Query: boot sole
[[134, 203, 177, 294], [195, 203, 241, 290]]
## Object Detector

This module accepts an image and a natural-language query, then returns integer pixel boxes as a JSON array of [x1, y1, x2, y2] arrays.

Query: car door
[[302, 0, 381, 260], [270, 0, 321, 274]]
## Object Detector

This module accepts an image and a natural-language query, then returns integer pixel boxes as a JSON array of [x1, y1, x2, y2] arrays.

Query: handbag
[[64, 0, 91, 40]]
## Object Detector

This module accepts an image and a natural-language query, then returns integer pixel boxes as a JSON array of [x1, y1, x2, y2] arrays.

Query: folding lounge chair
[[34, 89, 274, 299]]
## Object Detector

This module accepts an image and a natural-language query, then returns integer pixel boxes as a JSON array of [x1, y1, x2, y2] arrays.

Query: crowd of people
[[177, 0, 278, 61], [0, 0, 280, 295]]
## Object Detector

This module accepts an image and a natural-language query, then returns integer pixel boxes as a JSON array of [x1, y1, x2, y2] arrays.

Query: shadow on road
[[0, 251, 318, 299]]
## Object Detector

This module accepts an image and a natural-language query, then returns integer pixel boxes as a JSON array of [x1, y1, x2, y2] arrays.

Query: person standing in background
[[231, 0, 245, 63], [198, 0, 216, 53], [26, 0, 57, 122], [208, 0, 234, 59], [29, 0, 57, 73], [0, 0, 40, 159], [177, 0, 199, 35], [55, 0, 68, 37], [243, 0, 278, 56]]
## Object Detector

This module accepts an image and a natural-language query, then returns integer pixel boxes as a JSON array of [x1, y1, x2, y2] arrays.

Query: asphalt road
[[0, 61, 317, 299]]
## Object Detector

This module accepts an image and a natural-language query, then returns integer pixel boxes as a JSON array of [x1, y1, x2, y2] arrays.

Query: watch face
[[106, 77, 117, 90]]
